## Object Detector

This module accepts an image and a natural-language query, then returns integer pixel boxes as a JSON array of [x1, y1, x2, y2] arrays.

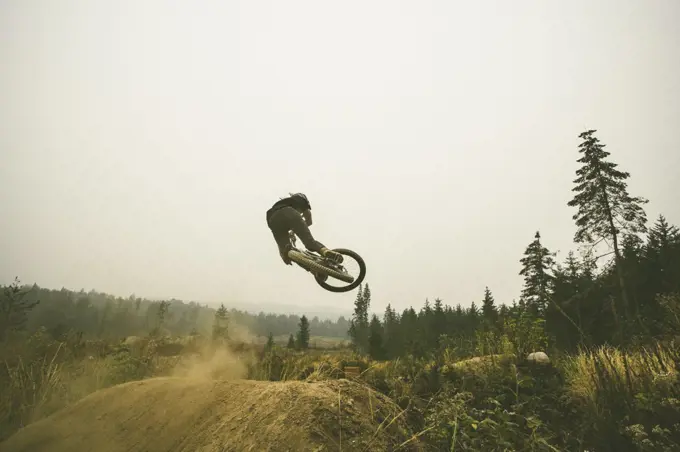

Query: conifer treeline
[[349, 212, 679, 359], [0, 282, 351, 341], [348, 130, 680, 358]]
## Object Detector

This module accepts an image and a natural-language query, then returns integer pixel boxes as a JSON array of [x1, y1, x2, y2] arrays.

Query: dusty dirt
[[0, 377, 421, 452]]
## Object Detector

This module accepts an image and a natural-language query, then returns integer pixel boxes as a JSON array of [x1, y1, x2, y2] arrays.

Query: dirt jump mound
[[1, 377, 421, 452]]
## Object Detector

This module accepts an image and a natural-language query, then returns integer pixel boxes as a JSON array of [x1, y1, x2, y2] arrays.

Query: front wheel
[[315, 248, 366, 293], [287, 248, 367, 293]]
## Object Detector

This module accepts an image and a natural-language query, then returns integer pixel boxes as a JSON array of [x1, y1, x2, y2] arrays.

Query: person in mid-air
[[266, 193, 343, 266]]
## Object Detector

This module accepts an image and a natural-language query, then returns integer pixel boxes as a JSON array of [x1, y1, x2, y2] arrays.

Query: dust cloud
[[170, 345, 249, 380]]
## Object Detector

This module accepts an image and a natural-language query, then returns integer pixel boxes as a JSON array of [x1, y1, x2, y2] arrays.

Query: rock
[[527, 351, 550, 365]]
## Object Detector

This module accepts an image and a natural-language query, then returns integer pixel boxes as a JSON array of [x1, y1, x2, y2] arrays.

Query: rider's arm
[[302, 209, 313, 226]]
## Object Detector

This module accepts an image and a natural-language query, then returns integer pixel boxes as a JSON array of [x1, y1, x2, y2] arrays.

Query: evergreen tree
[[348, 284, 370, 353], [0, 277, 40, 340], [421, 299, 432, 318], [497, 304, 509, 333], [548, 251, 594, 350], [419, 299, 436, 349], [363, 284, 371, 306], [481, 287, 498, 328], [432, 298, 447, 347], [382, 304, 401, 358], [519, 231, 555, 315], [150, 300, 171, 337], [467, 301, 480, 334], [646, 215, 680, 256], [400, 307, 423, 357], [568, 129, 648, 318], [296, 315, 310, 350], [622, 233, 644, 261], [265, 332, 275, 351], [644, 214, 680, 294], [212, 303, 229, 341], [635, 215, 680, 328], [368, 314, 386, 360], [447, 304, 465, 338], [287, 333, 295, 349]]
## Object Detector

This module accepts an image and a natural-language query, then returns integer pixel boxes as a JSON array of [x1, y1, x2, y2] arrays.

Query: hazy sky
[[1, 0, 679, 317]]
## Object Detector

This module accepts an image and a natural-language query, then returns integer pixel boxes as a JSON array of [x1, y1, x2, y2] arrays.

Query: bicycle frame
[[285, 230, 366, 292], [288, 234, 348, 275]]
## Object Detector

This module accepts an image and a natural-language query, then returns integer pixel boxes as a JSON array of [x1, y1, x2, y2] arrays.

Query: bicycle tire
[[315, 248, 367, 293]]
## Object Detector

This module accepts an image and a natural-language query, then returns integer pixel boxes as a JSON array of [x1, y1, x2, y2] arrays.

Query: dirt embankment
[[0, 377, 421, 452]]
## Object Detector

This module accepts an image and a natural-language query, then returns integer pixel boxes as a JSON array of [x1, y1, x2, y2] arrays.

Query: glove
[[280, 246, 292, 265], [320, 247, 343, 264]]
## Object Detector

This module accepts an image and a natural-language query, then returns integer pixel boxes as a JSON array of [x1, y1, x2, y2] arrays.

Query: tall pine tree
[[481, 287, 498, 329], [519, 231, 555, 315], [348, 284, 370, 353], [568, 129, 648, 318]]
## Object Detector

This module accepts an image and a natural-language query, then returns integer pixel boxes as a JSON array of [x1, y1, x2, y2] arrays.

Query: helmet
[[288, 192, 311, 209], [289, 192, 308, 203]]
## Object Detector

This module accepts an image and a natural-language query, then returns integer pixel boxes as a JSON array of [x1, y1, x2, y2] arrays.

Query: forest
[[0, 281, 351, 341], [2, 129, 680, 451]]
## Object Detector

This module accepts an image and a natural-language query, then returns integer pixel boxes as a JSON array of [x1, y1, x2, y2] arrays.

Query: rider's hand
[[280, 249, 292, 265]]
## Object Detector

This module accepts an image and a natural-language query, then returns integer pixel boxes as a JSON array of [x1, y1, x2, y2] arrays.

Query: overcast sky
[[1, 0, 678, 317]]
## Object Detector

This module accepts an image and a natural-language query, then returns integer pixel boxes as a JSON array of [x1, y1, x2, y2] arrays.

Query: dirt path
[[0, 377, 421, 452]]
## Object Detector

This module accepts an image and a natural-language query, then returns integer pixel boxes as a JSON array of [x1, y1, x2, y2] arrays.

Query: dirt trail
[[0, 377, 420, 452]]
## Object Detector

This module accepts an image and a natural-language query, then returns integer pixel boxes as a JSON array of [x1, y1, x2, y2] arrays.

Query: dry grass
[[563, 343, 677, 405], [2, 331, 679, 451], [1, 343, 63, 434]]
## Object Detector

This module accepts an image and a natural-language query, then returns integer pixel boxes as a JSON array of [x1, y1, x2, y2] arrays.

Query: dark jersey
[[266, 194, 311, 221]]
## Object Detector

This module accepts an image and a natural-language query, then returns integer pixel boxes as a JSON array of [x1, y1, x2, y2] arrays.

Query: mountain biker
[[266, 193, 344, 266]]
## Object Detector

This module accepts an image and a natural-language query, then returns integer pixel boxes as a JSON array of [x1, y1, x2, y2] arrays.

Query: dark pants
[[267, 207, 326, 256]]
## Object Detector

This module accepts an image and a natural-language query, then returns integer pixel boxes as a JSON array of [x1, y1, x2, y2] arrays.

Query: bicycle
[[287, 231, 366, 293]]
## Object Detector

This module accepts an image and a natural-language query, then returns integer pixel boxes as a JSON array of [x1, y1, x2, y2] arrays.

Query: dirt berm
[[0, 377, 422, 452]]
